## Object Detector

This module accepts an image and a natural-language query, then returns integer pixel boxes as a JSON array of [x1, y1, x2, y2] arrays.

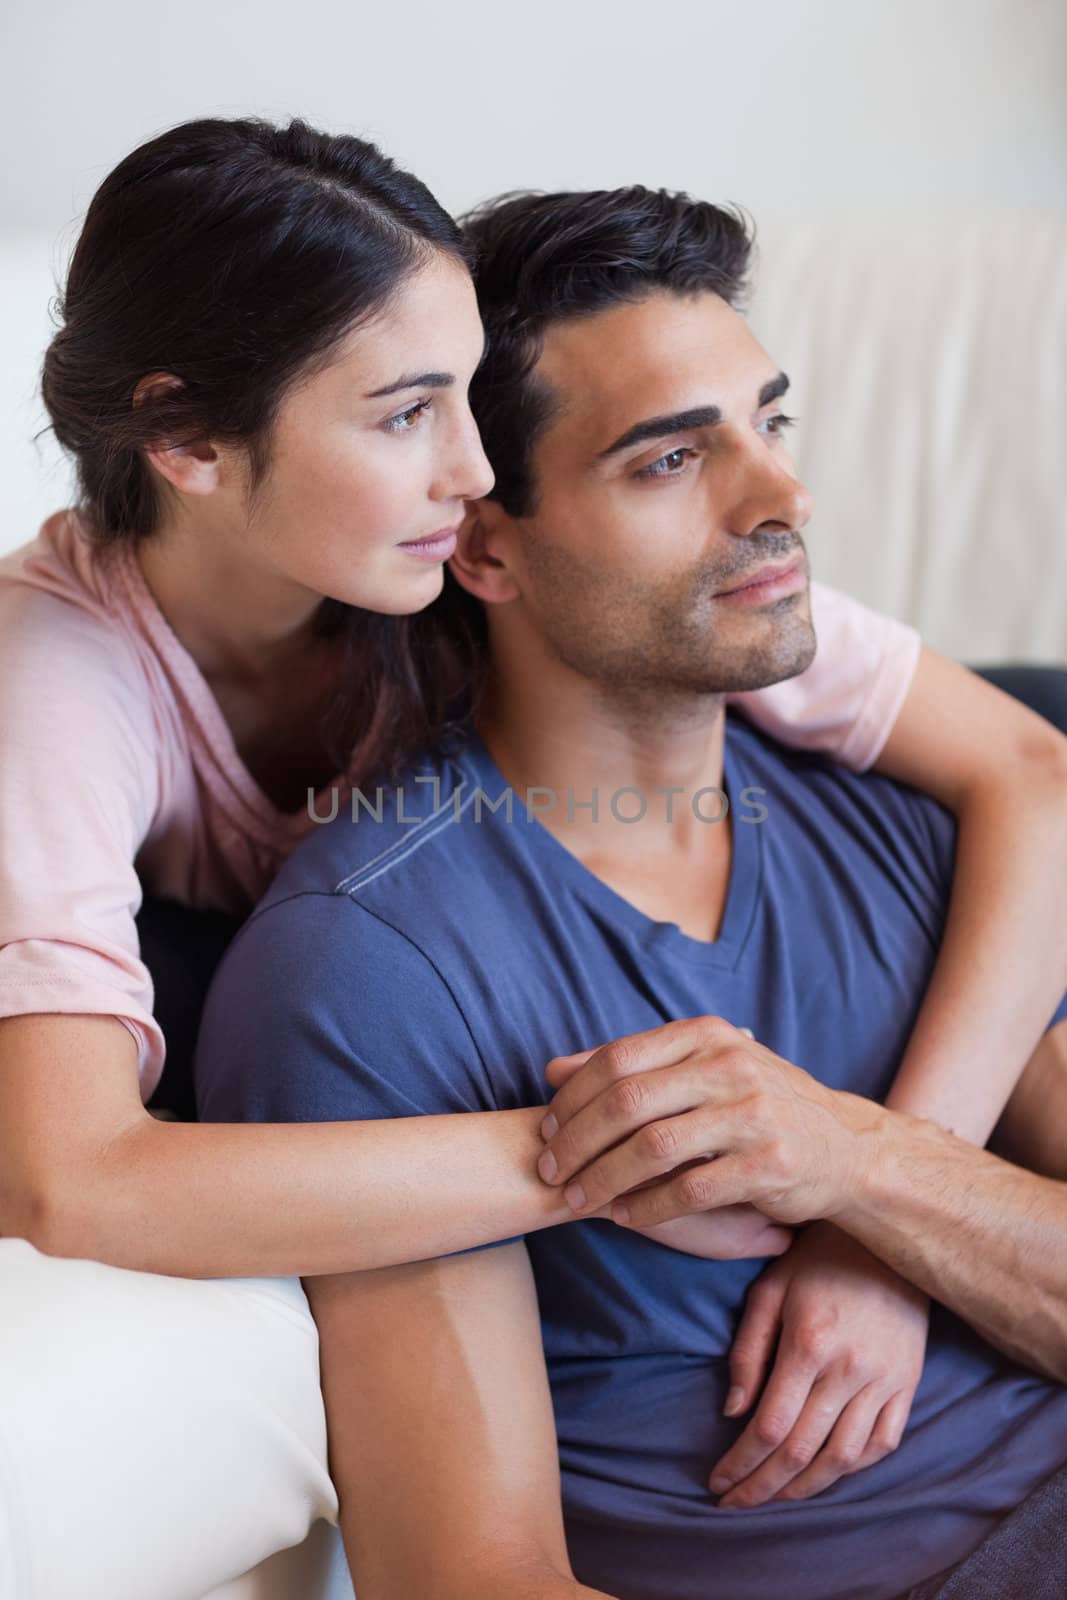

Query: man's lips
[[715, 557, 807, 605]]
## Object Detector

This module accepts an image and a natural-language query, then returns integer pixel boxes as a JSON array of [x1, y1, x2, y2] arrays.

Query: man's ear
[[134, 373, 223, 498], [448, 497, 522, 606]]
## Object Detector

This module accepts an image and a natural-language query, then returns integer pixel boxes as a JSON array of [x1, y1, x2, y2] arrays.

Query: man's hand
[[537, 1017, 884, 1226], [552, 1031, 792, 1260], [707, 1222, 929, 1506]]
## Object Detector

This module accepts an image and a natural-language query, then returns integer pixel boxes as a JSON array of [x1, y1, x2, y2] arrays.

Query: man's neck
[[475, 656, 734, 943]]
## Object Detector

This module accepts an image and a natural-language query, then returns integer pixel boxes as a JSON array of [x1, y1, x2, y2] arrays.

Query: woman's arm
[[0, 1013, 574, 1278], [0, 1013, 783, 1278], [872, 648, 1067, 1144]]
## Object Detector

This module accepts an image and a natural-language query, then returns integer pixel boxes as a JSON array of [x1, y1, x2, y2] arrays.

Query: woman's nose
[[440, 412, 495, 504]]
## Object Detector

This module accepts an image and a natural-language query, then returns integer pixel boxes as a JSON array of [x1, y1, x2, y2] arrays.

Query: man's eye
[[384, 398, 433, 433], [636, 446, 698, 480], [760, 412, 797, 438]]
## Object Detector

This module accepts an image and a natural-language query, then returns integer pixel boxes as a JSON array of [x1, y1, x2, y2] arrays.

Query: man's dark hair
[[462, 186, 754, 516], [395, 186, 757, 779]]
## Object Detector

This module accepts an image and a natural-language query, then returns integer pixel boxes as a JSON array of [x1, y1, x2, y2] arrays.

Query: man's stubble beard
[[518, 529, 817, 715]]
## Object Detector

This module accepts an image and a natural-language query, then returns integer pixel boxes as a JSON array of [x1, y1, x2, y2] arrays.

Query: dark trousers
[[903, 1459, 1067, 1599]]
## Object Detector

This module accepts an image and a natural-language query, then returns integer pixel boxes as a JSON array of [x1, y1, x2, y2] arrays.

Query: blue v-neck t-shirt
[[196, 716, 1067, 1600]]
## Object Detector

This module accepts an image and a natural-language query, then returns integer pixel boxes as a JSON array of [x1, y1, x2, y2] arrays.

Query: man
[[196, 188, 1067, 1600]]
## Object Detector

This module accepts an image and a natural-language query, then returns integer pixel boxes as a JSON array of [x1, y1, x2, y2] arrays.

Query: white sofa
[[747, 212, 1067, 665], [201, 1520, 350, 1600]]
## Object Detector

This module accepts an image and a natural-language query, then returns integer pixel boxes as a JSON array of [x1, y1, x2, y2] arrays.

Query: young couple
[[2, 116, 1066, 1600]]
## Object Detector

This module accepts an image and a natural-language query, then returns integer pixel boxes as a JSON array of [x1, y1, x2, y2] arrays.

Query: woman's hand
[[629, 1204, 793, 1261], [706, 1222, 929, 1506]]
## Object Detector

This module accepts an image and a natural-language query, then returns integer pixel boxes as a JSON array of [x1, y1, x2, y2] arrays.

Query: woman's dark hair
[[41, 115, 476, 784], [463, 186, 753, 517], [405, 186, 756, 774], [42, 115, 465, 541]]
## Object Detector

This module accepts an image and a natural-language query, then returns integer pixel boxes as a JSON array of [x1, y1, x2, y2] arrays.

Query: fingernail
[[540, 1113, 558, 1140], [564, 1181, 587, 1211], [611, 1202, 631, 1225], [709, 1475, 733, 1495], [538, 1149, 558, 1182], [723, 1387, 745, 1416]]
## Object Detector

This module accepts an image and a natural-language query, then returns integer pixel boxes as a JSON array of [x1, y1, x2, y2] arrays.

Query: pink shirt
[[0, 511, 921, 1100]]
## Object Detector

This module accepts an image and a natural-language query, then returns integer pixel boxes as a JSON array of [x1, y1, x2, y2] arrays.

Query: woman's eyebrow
[[597, 372, 790, 460], [365, 371, 455, 398]]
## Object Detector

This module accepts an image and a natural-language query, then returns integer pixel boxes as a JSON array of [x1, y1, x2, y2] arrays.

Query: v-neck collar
[[457, 723, 761, 971]]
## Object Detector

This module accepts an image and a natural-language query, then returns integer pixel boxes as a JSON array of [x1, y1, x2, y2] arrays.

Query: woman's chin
[[333, 563, 446, 617]]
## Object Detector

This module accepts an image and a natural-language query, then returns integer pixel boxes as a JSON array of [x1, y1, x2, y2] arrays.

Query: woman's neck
[[135, 513, 325, 686]]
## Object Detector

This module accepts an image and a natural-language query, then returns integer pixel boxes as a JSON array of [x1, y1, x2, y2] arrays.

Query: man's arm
[[536, 1016, 1067, 1385], [306, 1243, 616, 1600], [832, 1023, 1067, 1383]]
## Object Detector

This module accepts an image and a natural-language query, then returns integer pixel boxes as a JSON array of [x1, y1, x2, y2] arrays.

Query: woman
[[1, 117, 1065, 1599]]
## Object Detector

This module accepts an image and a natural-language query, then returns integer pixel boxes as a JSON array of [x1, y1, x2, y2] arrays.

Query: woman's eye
[[384, 398, 432, 433], [760, 412, 797, 438], [636, 446, 697, 480]]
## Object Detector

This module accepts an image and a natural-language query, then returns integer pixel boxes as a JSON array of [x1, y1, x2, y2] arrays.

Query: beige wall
[[2, 0, 1064, 657], [5, 0, 1065, 229]]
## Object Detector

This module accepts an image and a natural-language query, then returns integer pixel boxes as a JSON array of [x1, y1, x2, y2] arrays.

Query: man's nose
[[724, 435, 814, 539]]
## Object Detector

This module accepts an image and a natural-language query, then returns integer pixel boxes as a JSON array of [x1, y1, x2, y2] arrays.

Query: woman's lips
[[715, 559, 807, 606], [397, 529, 459, 562]]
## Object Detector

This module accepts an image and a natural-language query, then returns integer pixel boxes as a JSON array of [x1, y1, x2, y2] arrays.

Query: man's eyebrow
[[758, 371, 791, 407], [596, 372, 791, 460], [365, 371, 455, 399]]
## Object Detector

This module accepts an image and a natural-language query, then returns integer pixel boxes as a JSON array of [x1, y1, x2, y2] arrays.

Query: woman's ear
[[134, 373, 222, 497], [448, 498, 522, 605]]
